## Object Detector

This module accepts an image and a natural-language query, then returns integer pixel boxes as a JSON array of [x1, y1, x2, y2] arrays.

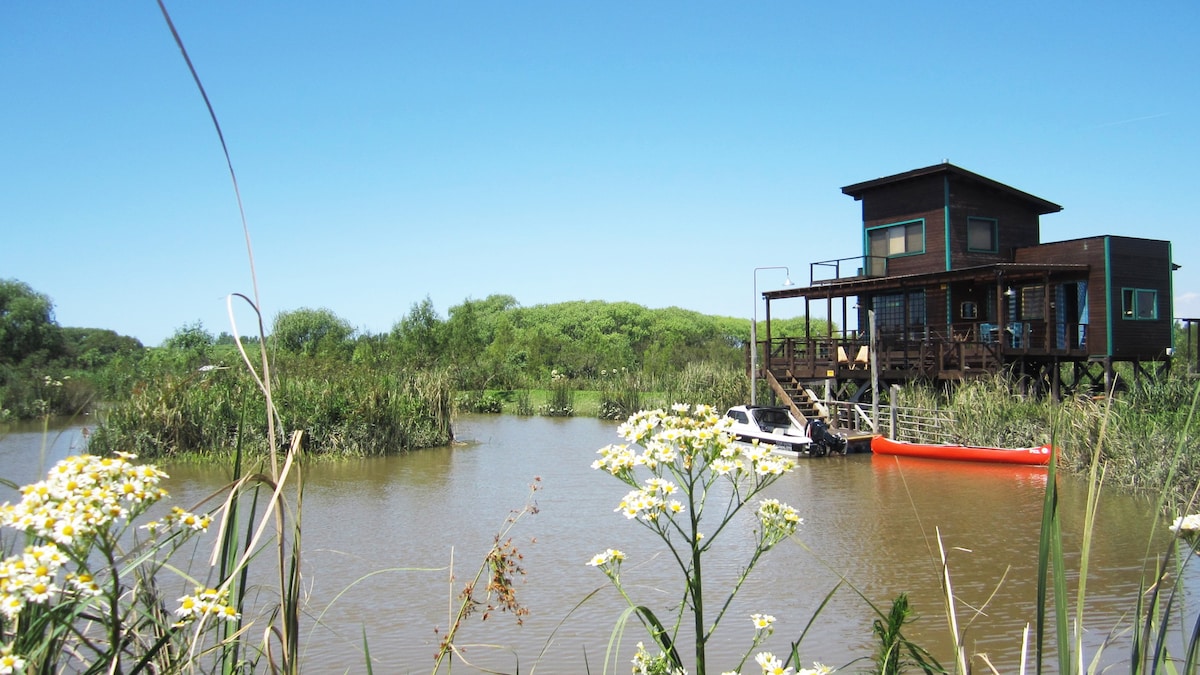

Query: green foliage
[[514, 389, 534, 416], [539, 372, 575, 416], [897, 374, 1200, 511], [869, 594, 942, 675], [272, 307, 354, 358], [390, 296, 445, 369], [161, 320, 216, 370], [664, 361, 748, 413], [59, 327, 143, 369], [455, 389, 505, 413], [598, 367, 644, 420], [89, 362, 454, 458], [0, 278, 65, 368]]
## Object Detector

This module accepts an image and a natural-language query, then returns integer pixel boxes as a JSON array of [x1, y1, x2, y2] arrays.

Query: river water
[[0, 415, 1191, 674]]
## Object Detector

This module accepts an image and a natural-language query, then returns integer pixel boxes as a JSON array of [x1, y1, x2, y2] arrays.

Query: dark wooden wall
[[859, 174, 1050, 278], [860, 174, 946, 278], [947, 178, 1042, 268], [1016, 236, 1173, 359]]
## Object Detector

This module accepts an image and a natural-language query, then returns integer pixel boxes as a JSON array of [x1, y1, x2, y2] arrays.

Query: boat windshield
[[753, 409, 793, 428]]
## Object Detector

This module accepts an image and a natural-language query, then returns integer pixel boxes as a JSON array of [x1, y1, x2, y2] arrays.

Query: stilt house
[[759, 162, 1177, 407]]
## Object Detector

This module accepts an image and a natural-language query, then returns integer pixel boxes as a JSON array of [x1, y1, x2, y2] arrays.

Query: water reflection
[[0, 416, 1186, 673], [0, 420, 91, 497]]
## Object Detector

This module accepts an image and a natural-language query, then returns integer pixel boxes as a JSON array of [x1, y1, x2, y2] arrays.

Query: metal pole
[[751, 266, 792, 406], [870, 308, 879, 430]]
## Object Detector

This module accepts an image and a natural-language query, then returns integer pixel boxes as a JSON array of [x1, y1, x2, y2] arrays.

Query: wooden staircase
[[763, 369, 830, 426]]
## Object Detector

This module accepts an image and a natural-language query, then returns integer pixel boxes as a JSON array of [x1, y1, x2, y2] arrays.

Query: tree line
[[0, 279, 820, 420]]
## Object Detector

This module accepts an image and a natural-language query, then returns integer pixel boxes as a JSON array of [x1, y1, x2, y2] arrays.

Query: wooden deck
[[762, 332, 1092, 384]]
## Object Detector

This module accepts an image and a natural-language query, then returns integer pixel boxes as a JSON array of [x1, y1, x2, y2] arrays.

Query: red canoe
[[871, 436, 1056, 466]]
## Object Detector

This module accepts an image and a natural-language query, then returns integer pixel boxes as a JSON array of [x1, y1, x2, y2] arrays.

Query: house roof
[[762, 262, 1089, 302], [840, 163, 1064, 215]]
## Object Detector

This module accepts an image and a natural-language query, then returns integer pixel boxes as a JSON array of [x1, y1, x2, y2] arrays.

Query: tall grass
[[663, 361, 747, 413], [88, 363, 453, 458], [896, 374, 1200, 512], [597, 368, 647, 420]]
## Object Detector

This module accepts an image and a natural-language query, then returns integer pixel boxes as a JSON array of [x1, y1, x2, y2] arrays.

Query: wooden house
[[758, 163, 1177, 407]]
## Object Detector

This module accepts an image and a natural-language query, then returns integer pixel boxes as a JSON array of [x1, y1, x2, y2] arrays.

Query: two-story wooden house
[[758, 162, 1176, 405]]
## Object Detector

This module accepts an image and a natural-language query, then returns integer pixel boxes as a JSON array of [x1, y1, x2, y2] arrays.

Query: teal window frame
[[1121, 287, 1158, 320], [867, 219, 926, 259], [966, 216, 998, 253]]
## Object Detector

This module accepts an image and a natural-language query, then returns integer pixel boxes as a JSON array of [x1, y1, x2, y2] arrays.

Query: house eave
[[763, 262, 1089, 301]]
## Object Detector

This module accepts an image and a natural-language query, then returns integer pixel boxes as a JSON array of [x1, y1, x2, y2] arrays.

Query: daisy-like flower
[[0, 644, 27, 675], [164, 506, 212, 532], [66, 572, 102, 597], [176, 586, 239, 622], [796, 664, 835, 675], [755, 652, 792, 675], [24, 578, 58, 603], [592, 444, 638, 476], [742, 443, 769, 463], [645, 477, 677, 495], [0, 594, 24, 621], [753, 456, 791, 477], [1170, 513, 1200, 540], [587, 549, 625, 567], [711, 458, 739, 476], [751, 613, 776, 631]]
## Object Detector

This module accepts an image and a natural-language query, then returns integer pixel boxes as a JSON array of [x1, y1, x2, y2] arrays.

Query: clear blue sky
[[3, 2, 1197, 346]]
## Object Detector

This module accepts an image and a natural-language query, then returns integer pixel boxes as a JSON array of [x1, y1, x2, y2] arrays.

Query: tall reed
[[896, 374, 1200, 513], [88, 364, 454, 458], [663, 362, 747, 413]]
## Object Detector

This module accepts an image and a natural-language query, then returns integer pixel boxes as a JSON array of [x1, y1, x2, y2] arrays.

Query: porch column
[[764, 297, 773, 373]]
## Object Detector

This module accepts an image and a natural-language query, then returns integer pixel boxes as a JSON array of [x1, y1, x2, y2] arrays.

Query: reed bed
[[87, 357, 453, 459], [893, 373, 1200, 511]]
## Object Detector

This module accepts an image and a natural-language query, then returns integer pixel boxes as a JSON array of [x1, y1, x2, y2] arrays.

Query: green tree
[[0, 278, 64, 367], [272, 308, 354, 358], [390, 297, 444, 368], [444, 295, 524, 388], [162, 321, 216, 371], [60, 327, 143, 369]]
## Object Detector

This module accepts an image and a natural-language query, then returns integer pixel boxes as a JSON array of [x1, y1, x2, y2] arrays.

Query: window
[[967, 217, 998, 253], [868, 220, 925, 259], [1019, 285, 1045, 321], [1122, 288, 1158, 320], [960, 301, 978, 319], [872, 291, 926, 336]]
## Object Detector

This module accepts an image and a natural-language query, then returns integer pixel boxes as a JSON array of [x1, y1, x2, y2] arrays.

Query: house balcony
[[759, 321, 1091, 383]]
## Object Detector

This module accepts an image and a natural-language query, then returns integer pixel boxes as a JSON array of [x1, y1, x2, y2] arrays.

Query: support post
[[751, 267, 791, 406]]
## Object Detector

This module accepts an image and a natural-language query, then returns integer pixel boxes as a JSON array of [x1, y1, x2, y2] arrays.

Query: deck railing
[[760, 320, 1092, 382], [803, 395, 958, 443], [809, 255, 887, 283]]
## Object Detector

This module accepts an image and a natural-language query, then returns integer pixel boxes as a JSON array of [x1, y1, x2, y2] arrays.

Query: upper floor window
[[1122, 288, 1158, 320], [967, 217, 998, 253], [867, 219, 925, 260]]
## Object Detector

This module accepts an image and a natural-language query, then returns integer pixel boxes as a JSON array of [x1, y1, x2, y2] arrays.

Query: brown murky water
[[2, 416, 1189, 673]]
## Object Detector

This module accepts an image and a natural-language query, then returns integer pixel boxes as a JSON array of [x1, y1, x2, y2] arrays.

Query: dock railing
[[816, 396, 957, 444]]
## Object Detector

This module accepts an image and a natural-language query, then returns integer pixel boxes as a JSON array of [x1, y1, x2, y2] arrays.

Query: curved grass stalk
[[155, 3, 307, 671]]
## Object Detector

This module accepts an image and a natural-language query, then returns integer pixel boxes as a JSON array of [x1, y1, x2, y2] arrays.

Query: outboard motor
[[805, 419, 848, 456]]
